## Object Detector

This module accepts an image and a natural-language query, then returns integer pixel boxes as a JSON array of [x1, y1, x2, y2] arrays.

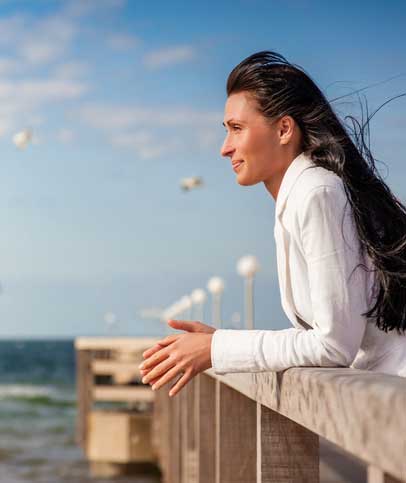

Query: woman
[[139, 51, 406, 397]]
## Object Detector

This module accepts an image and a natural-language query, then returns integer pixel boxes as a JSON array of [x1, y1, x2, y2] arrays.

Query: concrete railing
[[153, 368, 406, 483]]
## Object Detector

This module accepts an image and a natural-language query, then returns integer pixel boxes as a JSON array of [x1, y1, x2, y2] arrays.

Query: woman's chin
[[236, 173, 258, 186]]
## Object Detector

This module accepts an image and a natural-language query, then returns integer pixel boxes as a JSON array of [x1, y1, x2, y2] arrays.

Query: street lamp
[[207, 276, 225, 328], [237, 255, 260, 329], [178, 295, 192, 320], [104, 311, 118, 334], [190, 288, 207, 322]]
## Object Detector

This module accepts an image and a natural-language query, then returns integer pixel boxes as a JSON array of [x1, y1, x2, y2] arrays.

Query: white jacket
[[211, 152, 406, 377]]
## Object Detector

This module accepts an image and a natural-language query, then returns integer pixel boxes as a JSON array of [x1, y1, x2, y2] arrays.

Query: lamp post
[[104, 311, 117, 334], [179, 295, 192, 320], [190, 288, 207, 322], [237, 255, 260, 330], [207, 276, 225, 328], [161, 300, 183, 334]]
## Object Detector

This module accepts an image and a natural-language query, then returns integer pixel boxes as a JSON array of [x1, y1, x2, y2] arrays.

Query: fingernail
[[139, 362, 145, 369], [142, 377, 147, 384], [152, 384, 156, 391]]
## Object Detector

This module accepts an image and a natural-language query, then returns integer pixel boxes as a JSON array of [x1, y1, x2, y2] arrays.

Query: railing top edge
[[74, 336, 161, 350]]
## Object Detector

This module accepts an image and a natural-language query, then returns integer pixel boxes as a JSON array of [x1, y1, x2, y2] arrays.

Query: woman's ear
[[278, 115, 295, 145]]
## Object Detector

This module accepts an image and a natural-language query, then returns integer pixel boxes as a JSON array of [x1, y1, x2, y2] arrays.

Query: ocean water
[[0, 340, 160, 483]]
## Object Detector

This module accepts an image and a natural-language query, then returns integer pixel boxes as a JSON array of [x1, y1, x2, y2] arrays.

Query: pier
[[75, 337, 161, 478], [75, 337, 406, 482]]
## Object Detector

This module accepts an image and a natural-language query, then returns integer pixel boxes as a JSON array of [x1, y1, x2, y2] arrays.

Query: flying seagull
[[180, 176, 204, 192], [13, 129, 33, 150]]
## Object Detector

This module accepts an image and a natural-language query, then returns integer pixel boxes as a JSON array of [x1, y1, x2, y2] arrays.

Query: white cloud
[[56, 128, 75, 144], [18, 16, 76, 66], [107, 34, 141, 51], [53, 61, 89, 79], [0, 79, 87, 138], [0, 58, 21, 76], [63, 0, 126, 17], [144, 45, 196, 69], [20, 42, 62, 66], [0, 118, 12, 137], [0, 79, 87, 105], [76, 103, 223, 159], [0, 14, 27, 46], [111, 130, 180, 159], [78, 104, 221, 130]]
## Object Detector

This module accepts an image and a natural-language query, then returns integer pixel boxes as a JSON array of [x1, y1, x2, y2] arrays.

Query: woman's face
[[221, 91, 287, 188]]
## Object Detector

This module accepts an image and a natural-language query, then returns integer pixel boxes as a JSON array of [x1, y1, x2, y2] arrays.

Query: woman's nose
[[220, 136, 234, 157]]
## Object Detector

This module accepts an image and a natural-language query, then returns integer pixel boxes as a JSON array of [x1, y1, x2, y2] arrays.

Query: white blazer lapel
[[274, 217, 301, 327], [274, 152, 316, 329]]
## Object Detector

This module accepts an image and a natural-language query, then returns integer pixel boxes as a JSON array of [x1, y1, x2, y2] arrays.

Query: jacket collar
[[275, 151, 315, 218]]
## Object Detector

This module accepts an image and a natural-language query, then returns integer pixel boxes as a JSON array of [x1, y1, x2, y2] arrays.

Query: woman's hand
[[139, 319, 216, 397]]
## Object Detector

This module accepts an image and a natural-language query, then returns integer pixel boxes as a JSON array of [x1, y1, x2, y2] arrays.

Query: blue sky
[[0, 0, 404, 337]]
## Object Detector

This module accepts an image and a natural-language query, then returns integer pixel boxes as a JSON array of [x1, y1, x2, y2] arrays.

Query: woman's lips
[[232, 161, 244, 172]]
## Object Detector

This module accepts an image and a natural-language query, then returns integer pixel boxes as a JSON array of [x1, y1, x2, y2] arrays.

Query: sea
[[0, 339, 160, 483]]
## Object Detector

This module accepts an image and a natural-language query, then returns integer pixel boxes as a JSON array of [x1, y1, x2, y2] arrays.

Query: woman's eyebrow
[[222, 118, 244, 127]]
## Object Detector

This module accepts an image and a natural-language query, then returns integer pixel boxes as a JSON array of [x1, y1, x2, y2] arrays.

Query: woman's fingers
[[140, 346, 170, 371], [142, 334, 180, 359], [142, 356, 176, 385], [168, 319, 215, 334], [168, 369, 192, 397], [142, 343, 165, 359], [149, 364, 186, 392]]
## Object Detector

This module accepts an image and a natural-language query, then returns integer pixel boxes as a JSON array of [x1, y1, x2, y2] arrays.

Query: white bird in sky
[[180, 176, 204, 192], [12, 129, 33, 150]]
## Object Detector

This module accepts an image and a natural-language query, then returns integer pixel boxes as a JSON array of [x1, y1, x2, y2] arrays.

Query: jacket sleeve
[[211, 185, 371, 374]]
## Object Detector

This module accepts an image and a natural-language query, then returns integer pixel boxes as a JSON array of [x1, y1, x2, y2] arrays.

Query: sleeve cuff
[[210, 329, 262, 374]]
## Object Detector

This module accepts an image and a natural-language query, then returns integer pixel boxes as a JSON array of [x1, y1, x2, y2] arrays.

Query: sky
[[0, 0, 404, 338]]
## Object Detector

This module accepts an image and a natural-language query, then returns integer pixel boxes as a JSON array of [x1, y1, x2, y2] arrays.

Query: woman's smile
[[232, 160, 244, 172]]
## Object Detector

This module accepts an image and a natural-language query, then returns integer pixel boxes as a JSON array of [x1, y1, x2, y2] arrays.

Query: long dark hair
[[227, 50, 406, 334]]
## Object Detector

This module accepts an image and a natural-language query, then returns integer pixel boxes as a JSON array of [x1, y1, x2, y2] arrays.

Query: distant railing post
[[153, 386, 171, 480], [169, 390, 182, 483], [75, 349, 93, 449], [180, 381, 199, 482], [185, 378, 198, 482], [259, 403, 319, 482], [218, 381, 257, 482], [196, 373, 216, 482]]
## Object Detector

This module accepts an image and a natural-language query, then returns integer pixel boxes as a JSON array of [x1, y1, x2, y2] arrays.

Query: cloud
[[53, 61, 89, 79], [0, 14, 27, 46], [76, 103, 223, 159], [18, 16, 76, 66], [0, 79, 87, 138], [78, 103, 220, 130], [0, 79, 87, 105], [144, 45, 196, 69], [0, 57, 21, 76], [107, 34, 141, 51], [63, 0, 127, 17], [56, 128, 75, 144], [111, 130, 180, 159]]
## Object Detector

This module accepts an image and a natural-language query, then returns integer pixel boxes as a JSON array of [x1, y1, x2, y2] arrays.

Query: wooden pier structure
[[76, 337, 406, 482], [75, 337, 161, 478]]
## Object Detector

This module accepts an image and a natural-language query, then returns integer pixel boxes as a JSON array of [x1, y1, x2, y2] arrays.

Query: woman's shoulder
[[283, 162, 351, 230], [292, 163, 346, 206]]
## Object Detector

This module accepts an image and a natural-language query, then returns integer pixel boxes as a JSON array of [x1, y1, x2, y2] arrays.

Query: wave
[[0, 384, 76, 408]]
